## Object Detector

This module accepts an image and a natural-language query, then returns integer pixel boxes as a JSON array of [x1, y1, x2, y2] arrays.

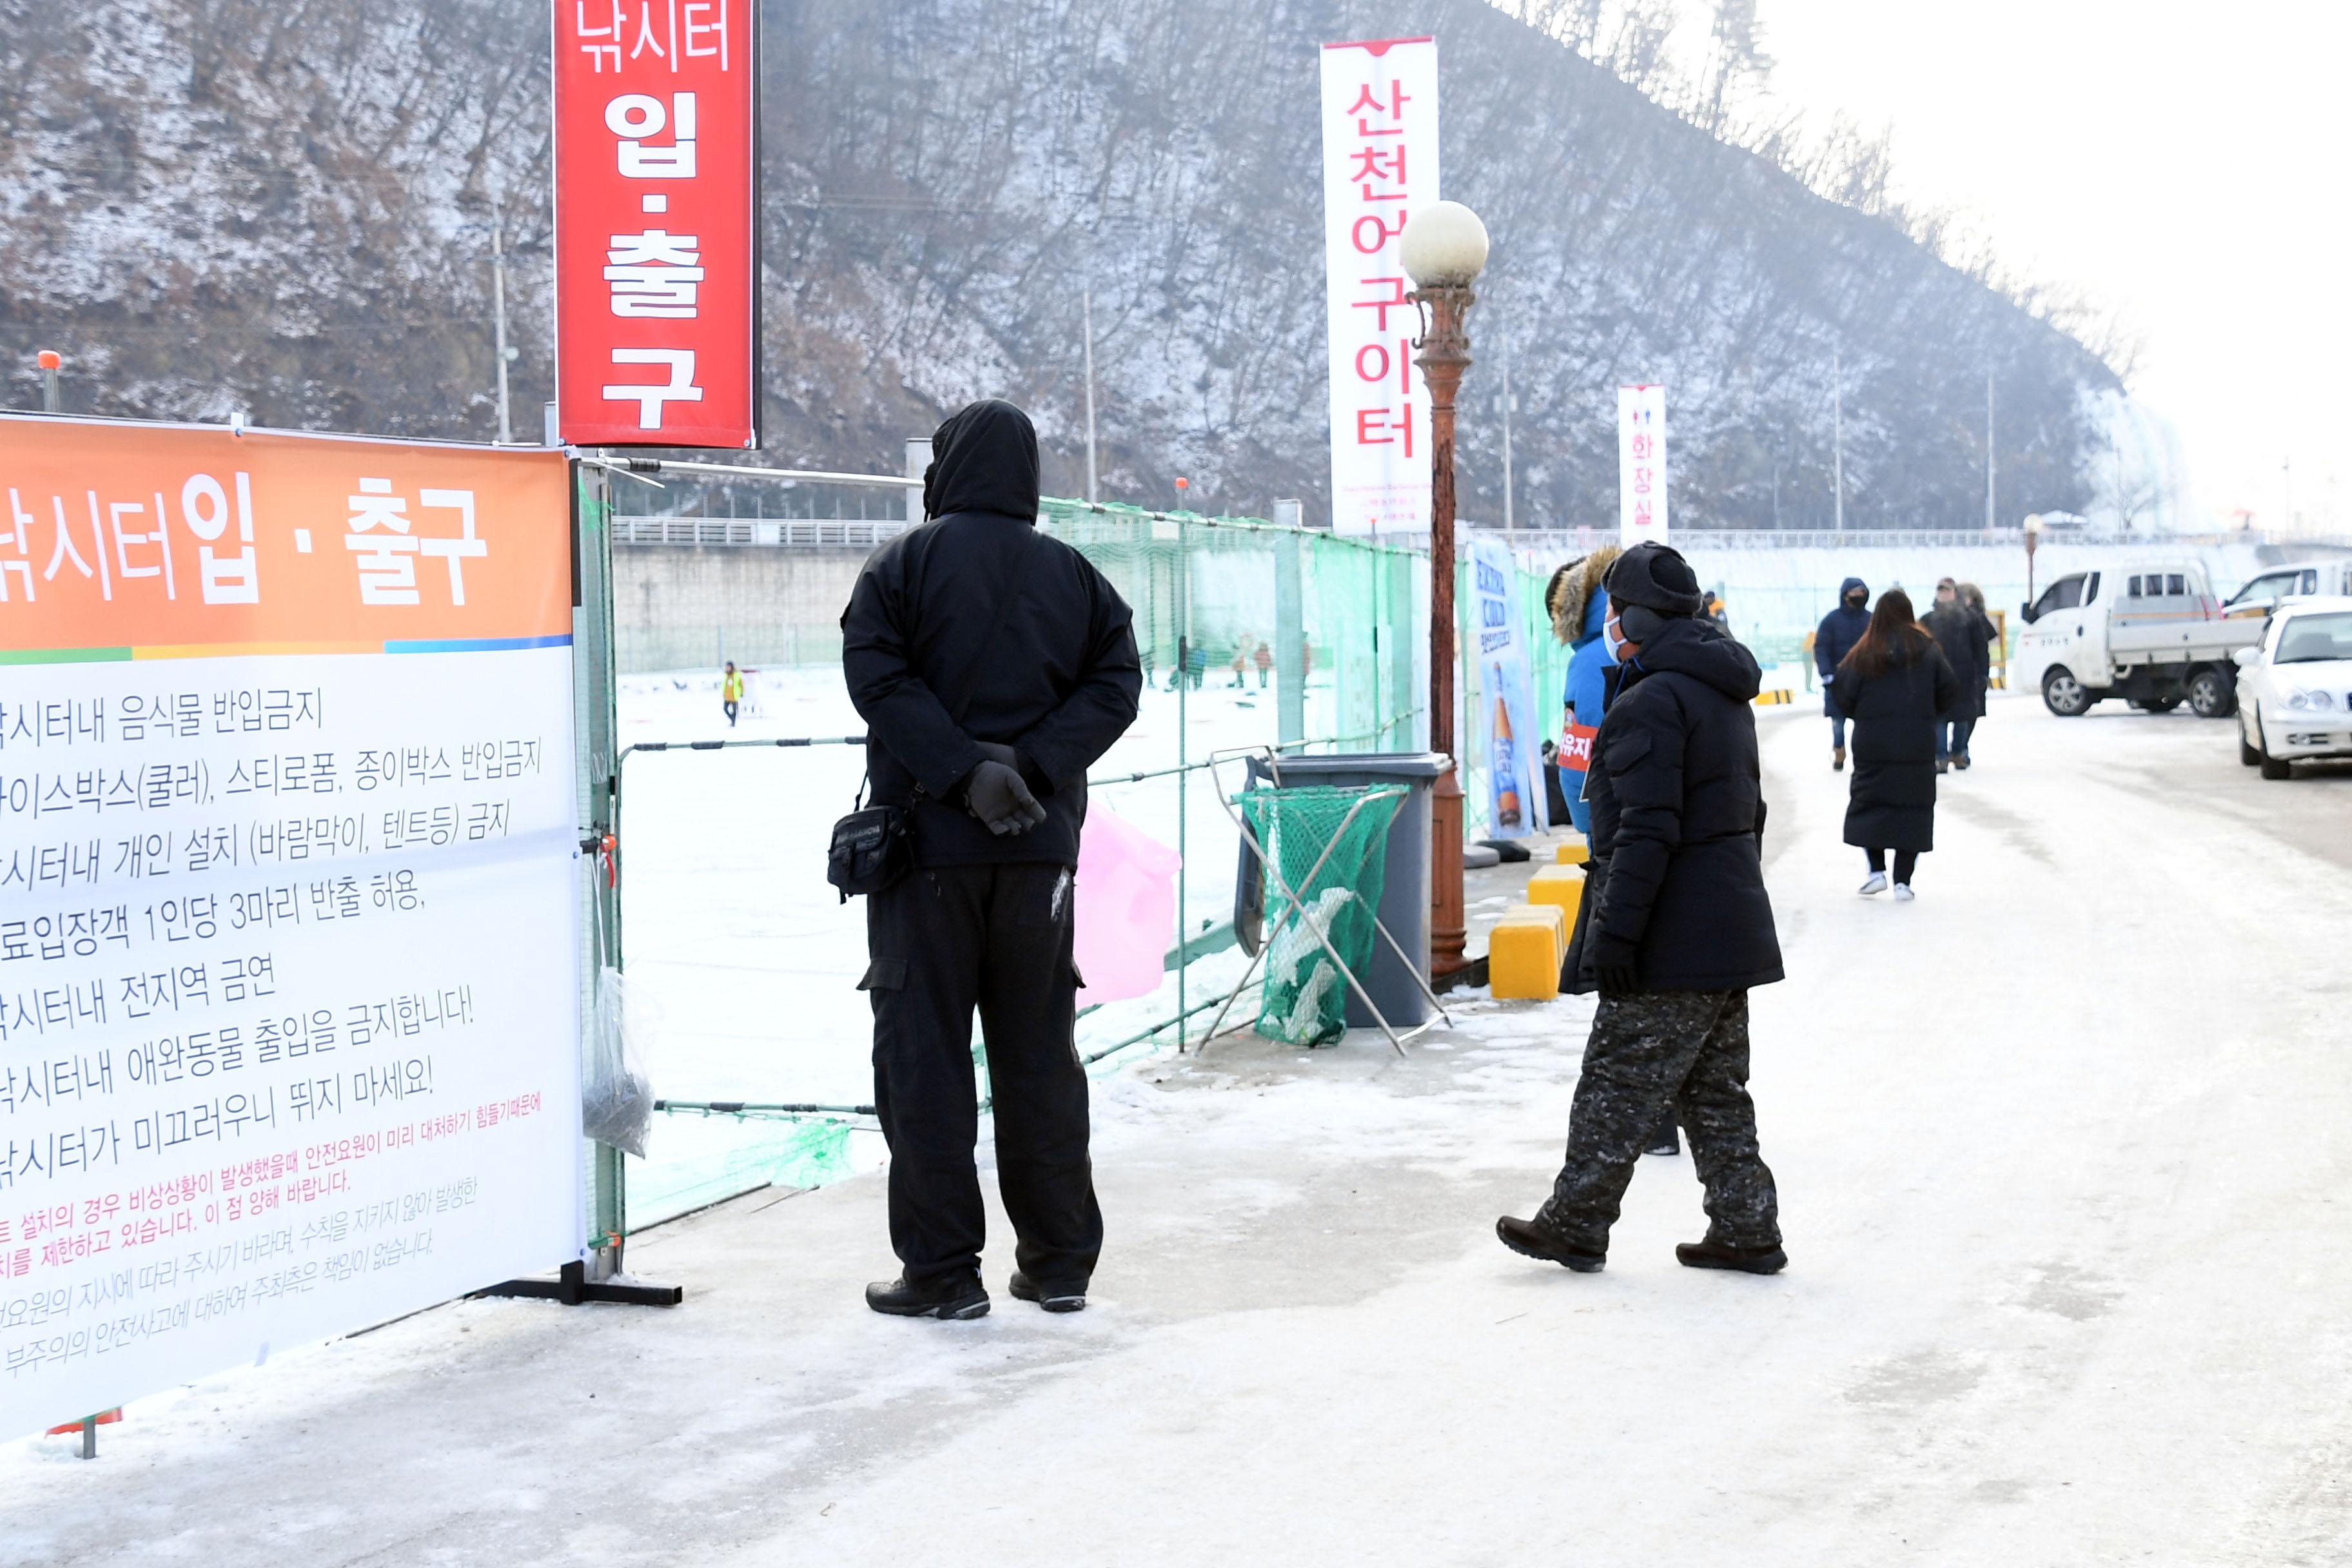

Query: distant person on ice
[[1815, 577, 1870, 771], [1498, 542, 1787, 1277], [1834, 587, 1957, 901], [841, 399, 1143, 1321], [721, 661, 743, 727]]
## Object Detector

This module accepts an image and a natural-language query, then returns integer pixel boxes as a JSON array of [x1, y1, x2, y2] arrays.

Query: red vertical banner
[[553, 1, 760, 448]]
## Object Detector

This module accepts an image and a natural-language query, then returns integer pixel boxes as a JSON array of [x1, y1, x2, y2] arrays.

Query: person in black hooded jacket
[[1497, 542, 1788, 1277], [839, 399, 1142, 1321]]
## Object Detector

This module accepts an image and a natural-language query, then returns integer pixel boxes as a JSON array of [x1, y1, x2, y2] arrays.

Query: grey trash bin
[[1233, 751, 1446, 1030]]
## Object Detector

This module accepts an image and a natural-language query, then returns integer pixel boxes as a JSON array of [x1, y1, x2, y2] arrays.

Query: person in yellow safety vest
[[722, 662, 743, 727]]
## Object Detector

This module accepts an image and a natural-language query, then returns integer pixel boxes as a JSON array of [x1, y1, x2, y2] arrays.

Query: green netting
[[1237, 784, 1407, 1046], [628, 1115, 858, 1226]]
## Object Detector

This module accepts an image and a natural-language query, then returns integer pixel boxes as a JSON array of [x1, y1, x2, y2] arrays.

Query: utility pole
[[1082, 289, 1099, 503], [1832, 349, 1845, 533], [1499, 328, 1514, 533], [491, 212, 514, 444], [1985, 366, 1996, 533]]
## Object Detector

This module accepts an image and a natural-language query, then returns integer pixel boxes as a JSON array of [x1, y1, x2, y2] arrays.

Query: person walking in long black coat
[[1835, 588, 1957, 901], [1814, 578, 1870, 772], [1496, 543, 1787, 1277], [841, 400, 1143, 1321], [1921, 577, 1993, 770]]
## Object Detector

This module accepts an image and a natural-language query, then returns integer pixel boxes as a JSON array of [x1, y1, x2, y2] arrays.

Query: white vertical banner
[[1320, 37, 1440, 538], [1618, 382, 1668, 545]]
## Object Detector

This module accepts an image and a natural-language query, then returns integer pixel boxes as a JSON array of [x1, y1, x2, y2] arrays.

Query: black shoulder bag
[[827, 529, 1041, 902]]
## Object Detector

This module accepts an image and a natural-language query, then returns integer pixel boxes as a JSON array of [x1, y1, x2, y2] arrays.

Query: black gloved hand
[[1589, 933, 1640, 998], [963, 760, 1046, 836]]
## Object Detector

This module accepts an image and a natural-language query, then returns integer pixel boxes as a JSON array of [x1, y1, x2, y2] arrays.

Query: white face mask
[[1603, 615, 1628, 663]]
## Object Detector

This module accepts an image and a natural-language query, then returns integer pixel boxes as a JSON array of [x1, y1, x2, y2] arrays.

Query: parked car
[[2235, 596, 2352, 779], [2223, 558, 2352, 620], [2015, 559, 2260, 718]]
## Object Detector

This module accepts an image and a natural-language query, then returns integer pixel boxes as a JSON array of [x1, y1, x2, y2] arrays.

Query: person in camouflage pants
[[1535, 991, 1778, 1260], [1498, 543, 1787, 1275]]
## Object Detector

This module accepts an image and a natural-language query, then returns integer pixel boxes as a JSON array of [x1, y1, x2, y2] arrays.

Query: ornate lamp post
[[1402, 201, 1489, 981]]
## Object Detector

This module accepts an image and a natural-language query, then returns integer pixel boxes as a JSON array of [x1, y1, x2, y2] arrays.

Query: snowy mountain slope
[[0, 0, 2118, 527]]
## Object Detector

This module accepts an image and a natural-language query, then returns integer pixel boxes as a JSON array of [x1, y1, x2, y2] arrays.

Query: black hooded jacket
[[1562, 614, 1785, 995], [840, 401, 1142, 867]]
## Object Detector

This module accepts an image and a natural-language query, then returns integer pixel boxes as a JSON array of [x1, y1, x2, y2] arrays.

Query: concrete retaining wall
[[614, 545, 868, 672]]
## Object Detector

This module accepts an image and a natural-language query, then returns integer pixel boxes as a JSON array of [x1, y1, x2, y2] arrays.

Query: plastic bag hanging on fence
[[581, 890, 654, 1158]]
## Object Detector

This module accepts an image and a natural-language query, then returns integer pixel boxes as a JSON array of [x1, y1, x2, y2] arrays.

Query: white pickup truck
[[2015, 559, 2261, 718]]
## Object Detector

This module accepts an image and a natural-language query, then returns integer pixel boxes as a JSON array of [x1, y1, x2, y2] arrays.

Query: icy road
[[4, 691, 2349, 1565]]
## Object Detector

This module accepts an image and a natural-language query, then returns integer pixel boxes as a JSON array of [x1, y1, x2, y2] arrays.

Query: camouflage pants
[[1541, 989, 1779, 1255]]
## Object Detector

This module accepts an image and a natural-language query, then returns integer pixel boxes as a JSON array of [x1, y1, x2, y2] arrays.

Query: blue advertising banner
[[1468, 536, 1549, 838]]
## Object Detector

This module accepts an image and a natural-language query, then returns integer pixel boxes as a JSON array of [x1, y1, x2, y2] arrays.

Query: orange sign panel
[[0, 417, 572, 656]]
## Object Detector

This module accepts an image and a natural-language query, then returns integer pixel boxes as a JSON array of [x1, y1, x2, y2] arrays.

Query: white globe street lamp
[[1401, 199, 1490, 983]]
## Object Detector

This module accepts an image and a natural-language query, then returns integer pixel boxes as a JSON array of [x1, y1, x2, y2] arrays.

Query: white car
[[2236, 596, 2352, 779]]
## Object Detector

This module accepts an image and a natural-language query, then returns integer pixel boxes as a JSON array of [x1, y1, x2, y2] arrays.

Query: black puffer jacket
[[1837, 640, 1957, 854], [841, 401, 1142, 867], [1562, 615, 1784, 995]]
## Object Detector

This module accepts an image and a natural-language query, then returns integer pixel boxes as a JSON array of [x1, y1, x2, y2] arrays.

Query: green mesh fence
[[1237, 785, 1406, 1046], [615, 496, 1581, 1225], [631, 1114, 857, 1222]]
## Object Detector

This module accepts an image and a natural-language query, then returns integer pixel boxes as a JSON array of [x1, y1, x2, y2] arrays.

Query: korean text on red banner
[[554, 0, 760, 448]]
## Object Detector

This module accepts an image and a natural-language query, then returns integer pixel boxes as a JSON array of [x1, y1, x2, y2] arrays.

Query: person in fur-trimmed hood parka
[[1546, 545, 1622, 834]]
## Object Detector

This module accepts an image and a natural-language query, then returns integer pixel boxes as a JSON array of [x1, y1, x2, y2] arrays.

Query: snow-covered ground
[[6, 692, 2352, 1563]]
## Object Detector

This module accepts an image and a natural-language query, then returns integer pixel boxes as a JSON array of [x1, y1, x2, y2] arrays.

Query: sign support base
[[478, 1259, 682, 1308]]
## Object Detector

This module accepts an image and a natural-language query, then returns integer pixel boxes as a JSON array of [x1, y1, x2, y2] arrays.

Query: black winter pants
[[1542, 990, 1779, 1255], [862, 863, 1102, 1288]]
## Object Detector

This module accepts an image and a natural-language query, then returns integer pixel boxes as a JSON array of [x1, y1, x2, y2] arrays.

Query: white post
[[1832, 349, 1845, 533], [491, 215, 514, 445], [1985, 366, 1996, 533], [1082, 290, 1100, 504], [905, 437, 933, 524], [1500, 329, 1514, 534]]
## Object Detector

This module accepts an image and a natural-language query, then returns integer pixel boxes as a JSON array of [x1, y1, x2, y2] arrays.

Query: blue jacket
[[1560, 587, 1612, 833], [1815, 578, 1870, 716]]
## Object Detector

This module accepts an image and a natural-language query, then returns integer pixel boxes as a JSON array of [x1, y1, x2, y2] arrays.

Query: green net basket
[[1236, 783, 1406, 1046]]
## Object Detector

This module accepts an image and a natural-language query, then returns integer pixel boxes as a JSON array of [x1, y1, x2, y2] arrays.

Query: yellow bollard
[[1487, 904, 1566, 1000], [1526, 863, 1585, 926], [1554, 834, 1589, 867]]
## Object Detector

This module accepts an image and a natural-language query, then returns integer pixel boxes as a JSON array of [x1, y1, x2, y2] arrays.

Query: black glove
[[963, 760, 1046, 836], [1589, 932, 1640, 998]]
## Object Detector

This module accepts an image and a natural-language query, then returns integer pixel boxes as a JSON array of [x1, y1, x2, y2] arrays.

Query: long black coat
[[1562, 616, 1784, 995], [1837, 641, 1958, 854], [1923, 603, 1994, 722], [841, 402, 1142, 868]]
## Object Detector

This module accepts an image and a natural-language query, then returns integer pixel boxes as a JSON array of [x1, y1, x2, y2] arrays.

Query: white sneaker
[[1892, 884, 1916, 902], [1858, 872, 1888, 896]]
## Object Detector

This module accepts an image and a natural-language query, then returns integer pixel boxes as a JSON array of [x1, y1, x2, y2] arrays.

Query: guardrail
[[614, 516, 911, 548]]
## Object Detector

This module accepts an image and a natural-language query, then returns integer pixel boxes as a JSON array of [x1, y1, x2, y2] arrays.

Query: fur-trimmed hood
[[1546, 545, 1621, 646]]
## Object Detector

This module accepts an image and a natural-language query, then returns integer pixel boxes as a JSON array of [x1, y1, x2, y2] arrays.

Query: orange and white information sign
[[0, 416, 583, 1436]]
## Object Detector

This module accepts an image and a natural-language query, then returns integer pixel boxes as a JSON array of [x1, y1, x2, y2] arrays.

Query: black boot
[[865, 1271, 990, 1319], [1495, 1214, 1605, 1273], [1674, 1238, 1787, 1275], [1008, 1270, 1088, 1313]]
